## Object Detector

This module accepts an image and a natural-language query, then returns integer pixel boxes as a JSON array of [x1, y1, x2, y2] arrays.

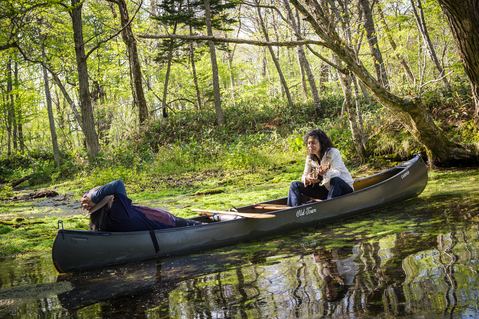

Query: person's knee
[[290, 181, 302, 190], [330, 177, 341, 186]]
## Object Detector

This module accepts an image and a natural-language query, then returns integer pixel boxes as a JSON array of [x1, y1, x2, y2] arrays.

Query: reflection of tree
[[292, 260, 306, 316], [402, 226, 479, 317], [165, 225, 479, 318], [353, 233, 437, 316], [438, 232, 458, 316]]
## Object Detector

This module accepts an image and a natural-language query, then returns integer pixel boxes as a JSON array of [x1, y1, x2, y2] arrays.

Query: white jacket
[[301, 148, 354, 191]]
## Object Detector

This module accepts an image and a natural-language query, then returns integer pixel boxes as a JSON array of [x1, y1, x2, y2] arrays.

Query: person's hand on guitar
[[305, 170, 321, 186], [317, 162, 330, 176], [305, 163, 330, 186]]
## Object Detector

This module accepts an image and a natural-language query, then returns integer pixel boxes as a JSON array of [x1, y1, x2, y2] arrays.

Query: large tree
[[70, 0, 101, 157], [436, 0, 479, 126], [108, 0, 149, 124], [288, 0, 473, 165]]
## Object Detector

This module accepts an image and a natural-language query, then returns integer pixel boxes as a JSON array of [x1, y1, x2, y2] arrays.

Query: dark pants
[[287, 177, 354, 207], [175, 217, 203, 227]]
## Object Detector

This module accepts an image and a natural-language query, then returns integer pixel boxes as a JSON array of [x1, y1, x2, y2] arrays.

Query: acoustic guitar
[[305, 162, 330, 186]]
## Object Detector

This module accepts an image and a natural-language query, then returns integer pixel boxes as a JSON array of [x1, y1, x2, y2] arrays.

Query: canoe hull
[[52, 155, 428, 273]]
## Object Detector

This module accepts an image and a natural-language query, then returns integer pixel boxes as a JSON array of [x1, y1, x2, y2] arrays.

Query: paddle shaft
[[253, 204, 291, 210], [192, 209, 275, 219]]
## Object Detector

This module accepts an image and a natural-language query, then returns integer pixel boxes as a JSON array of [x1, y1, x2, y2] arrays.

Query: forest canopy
[[1, 0, 478, 187]]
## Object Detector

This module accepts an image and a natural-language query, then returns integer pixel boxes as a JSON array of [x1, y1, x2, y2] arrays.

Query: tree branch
[[138, 33, 327, 47], [85, 0, 143, 60], [305, 44, 349, 74], [0, 42, 18, 51], [420, 71, 454, 89]]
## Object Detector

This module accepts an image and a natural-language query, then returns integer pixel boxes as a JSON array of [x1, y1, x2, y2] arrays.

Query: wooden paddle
[[253, 203, 291, 210], [192, 209, 275, 219]]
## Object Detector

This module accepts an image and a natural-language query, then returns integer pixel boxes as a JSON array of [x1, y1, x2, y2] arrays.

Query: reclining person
[[81, 179, 202, 231]]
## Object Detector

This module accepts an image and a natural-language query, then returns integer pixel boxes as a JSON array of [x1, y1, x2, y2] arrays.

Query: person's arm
[[82, 180, 128, 210], [90, 179, 127, 203], [301, 157, 311, 184], [320, 150, 343, 186]]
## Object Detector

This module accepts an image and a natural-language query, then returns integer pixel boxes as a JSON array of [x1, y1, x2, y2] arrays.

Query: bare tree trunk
[[358, 0, 390, 90], [6, 59, 13, 155], [150, 0, 158, 16], [255, 0, 294, 108], [113, 0, 149, 124], [13, 61, 24, 150], [161, 22, 178, 120], [333, 56, 367, 161], [50, 71, 83, 131], [71, 0, 100, 157], [10, 69, 17, 151], [377, 4, 415, 84], [319, 63, 329, 92], [437, 0, 479, 126], [410, 0, 450, 90], [42, 48, 61, 166], [190, 26, 202, 110], [6, 58, 18, 151], [284, 0, 322, 112], [204, 0, 226, 125], [296, 8, 308, 102], [352, 75, 366, 147], [358, 80, 372, 106]]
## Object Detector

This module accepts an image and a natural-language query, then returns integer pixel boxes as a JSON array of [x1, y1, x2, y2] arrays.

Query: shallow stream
[[1, 190, 479, 318]]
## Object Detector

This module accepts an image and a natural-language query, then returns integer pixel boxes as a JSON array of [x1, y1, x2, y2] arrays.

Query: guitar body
[[305, 162, 330, 187]]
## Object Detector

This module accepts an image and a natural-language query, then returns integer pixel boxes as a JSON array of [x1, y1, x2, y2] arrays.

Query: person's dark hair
[[303, 129, 334, 161], [89, 204, 109, 231]]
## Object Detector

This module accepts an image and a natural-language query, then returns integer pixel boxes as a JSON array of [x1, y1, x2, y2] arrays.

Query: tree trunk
[[296, 8, 308, 102], [204, 0, 226, 125], [333, 56, 367, 162], [410, 0, 450, 90], [358, 80, 372, 106], [255, 0, 294, 108], [377, 4, 415, 84], [284, 0, 322, 112], [161, 22, 178, 120], [223, 31, 237, 106], [71, 0, 100, 157], [290, 0, 472, 165], [10, 67, 17, 151], [14, 61, 24, 150], [6, 58, 13, 155], [352, 74, 366, 147], [190, 26, 202, 110], [50, 71, 84, 131], [436, 0, 479, 126], [319, 63, 329, 92], [358, 0, 390, 90], [150, 0, 158, 16], [42, 49, 61, 166], [115, 0, 149, 124]]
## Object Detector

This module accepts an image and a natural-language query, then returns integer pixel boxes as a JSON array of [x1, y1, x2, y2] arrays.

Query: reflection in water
[[2, 222, 479, 317]]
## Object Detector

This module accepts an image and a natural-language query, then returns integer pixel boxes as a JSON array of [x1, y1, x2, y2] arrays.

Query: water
[[1, 194, 479, 318]]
